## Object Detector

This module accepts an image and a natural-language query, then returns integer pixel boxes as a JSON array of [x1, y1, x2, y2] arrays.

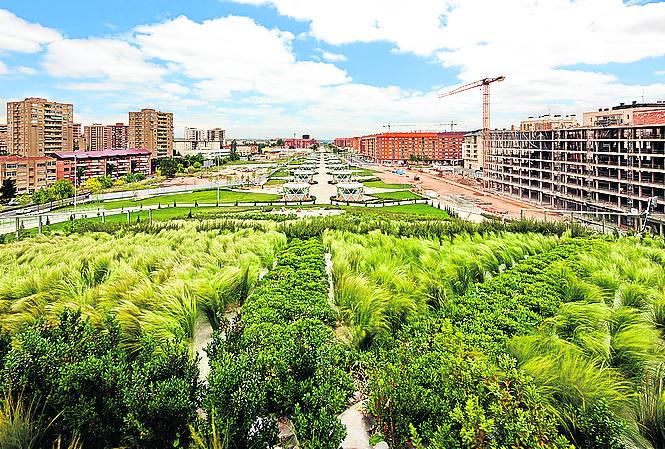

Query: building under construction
[[486, 102, 665, 232]]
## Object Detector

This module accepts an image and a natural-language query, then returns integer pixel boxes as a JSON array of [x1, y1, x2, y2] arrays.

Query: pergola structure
[[282, 183, 311, 202], [336, 182, 365, 202], [331, 170, 353, 184], [292, 170, 315, 183]]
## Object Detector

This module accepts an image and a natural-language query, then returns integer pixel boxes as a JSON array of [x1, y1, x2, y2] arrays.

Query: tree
[[276, 138, 284, 147], [106, 162, 117, 177], [98, 175, 114, 189], [158, 157, 179, 178], [229, 140, 240, 161], [0, 179, 17, 200], [17, 194, 31, 207], [85, 177, 103, 193], [51, 179, 75, 200], [76, 166, 86, 186], [32, 188, 49, 209]]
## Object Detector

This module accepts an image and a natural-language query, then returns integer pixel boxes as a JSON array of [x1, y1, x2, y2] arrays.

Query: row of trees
[[157, 142, 241, 178]]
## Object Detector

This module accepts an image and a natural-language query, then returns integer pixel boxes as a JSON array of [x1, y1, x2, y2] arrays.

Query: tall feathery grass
[[0, 226, 286, 352], [509, 238, 665, 447], [324, 230, 560, 348]]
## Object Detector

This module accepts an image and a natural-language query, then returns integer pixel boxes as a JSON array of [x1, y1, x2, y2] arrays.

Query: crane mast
[[439, 76, 505, 175]]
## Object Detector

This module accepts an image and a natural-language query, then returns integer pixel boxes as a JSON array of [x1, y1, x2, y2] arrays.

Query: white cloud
[[321, 51, 346, 62], [656, 70, 665, 76], [17, 66, 37, 75], [43, 38, 166, 83], [226, 0, 449, 55], [0, 9, 61, 53], [58, 81, 128, 91], [0, 61, 8, 75], [134, 15, 349, 101]]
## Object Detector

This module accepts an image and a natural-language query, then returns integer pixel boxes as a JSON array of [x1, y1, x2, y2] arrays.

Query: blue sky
[[1, 0, 665, 138]]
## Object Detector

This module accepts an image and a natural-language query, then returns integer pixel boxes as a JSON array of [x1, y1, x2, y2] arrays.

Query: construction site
[[486, 102, 665, 233]]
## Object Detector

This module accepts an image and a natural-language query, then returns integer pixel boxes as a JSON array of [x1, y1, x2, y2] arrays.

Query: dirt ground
[[374, 166, 554, 220]]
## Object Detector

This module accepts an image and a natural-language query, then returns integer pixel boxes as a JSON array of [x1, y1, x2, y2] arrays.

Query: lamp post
[[73, 154, 77, 216]]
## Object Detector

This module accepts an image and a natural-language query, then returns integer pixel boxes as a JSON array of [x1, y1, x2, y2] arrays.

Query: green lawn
[[371, 191, 421, 200], [343, 204, 449, 218], [264, 179, 285, 186], [271, 171, 289, 177], [58, 189, 281, 212], [363, 180, 413, 189]]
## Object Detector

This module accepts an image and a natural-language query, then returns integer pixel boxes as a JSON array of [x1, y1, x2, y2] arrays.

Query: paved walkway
[[309, 150, 337, 205]]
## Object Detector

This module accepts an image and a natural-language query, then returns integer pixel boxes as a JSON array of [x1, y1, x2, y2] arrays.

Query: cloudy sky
[[1, 0, 665, 138]]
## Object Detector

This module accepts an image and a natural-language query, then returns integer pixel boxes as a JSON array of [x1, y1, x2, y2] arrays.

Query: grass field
[[58, 189, 281, 212], [371, 191, 421, 200], [344, 204, 449, 217], [263, 179, 285, 186], [362, 180, 412, 189], [271, 171, 289, 177]]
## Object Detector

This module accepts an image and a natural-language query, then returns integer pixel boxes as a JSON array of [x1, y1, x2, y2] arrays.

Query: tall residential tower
[[7, 97, 74, 156], [128, 109, 173, 158]]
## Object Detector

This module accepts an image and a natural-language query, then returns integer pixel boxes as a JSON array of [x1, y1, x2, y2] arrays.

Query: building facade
[[84, 123, 106, 151], [7, 97, 74, 157], [207, 128, 225, 142], [0, 124, 7, 155], [462, 130, 484, 172], [0, 156, 57, 194], [486, 103, 665, 227], [284, 136, 318, 149], [333, 137, 357, 148], [105, 123, 128, 149], [52, 148, 152, 184], [359, 132, 465, 163], [128, 109, 174, 158]]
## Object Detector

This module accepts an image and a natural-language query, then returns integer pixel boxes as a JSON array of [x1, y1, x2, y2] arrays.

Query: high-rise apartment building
[[72, 123, 85, 151], [184, 127, 206, 141], [0, 124, 7, 155], [128, 109, 174, 158], [84, 123, 106, 151], [105, 123, 128, 149], [207, 128, 225, 142], [7, 97, 74, 156]]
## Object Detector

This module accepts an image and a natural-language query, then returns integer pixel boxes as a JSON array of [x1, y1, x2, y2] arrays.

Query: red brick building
[[333, 137, 357, 148], [51, 148, 151, 184], [284, 137, 318, 149], [358, 132, 464, 163]]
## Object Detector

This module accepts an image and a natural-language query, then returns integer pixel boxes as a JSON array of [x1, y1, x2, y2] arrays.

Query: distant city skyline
[[1, 0, 665, 138]]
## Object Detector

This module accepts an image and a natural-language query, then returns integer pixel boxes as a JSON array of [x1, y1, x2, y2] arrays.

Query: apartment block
[[0, 124, 7, 155], [72, 123, 86, 151], [0, 156, 57, 194], [52, 148, 151, 184], [486, 102, 665, 230], [128, 109, 174, 158], [84, 123, 106, 151], [7, 97, 74, 157], [284, 136, 318, 149], [359, 132, 464, 164], [463, 130, 484, 172], [105, 123, 128, 149], [207, 128, 225, 142]]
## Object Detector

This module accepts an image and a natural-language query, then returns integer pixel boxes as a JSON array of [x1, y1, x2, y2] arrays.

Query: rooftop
[[51, 148, 151, 159]]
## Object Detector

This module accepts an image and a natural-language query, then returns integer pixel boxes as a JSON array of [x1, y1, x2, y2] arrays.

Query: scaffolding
[[486, 121, 665, 230], [282, 183, 311, 202]]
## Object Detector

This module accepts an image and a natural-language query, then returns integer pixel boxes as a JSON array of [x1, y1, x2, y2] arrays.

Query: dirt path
[[193, 309, 214, 385], [339, 402, 372, 449], [374, 166, 550, 220]]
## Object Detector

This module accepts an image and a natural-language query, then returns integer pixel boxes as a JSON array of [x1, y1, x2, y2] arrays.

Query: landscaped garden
[[2, 207, 665, 449], [362, 180, 413, 189]]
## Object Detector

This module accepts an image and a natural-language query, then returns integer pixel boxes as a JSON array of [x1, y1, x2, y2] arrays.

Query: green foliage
[[32, 188, 49, 206], [205, 238, 353, 449], [158, 157, 180, 178], [2, 309, 201, 448], [50, 179, 74, 200], [0, 178, 17, 199]]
